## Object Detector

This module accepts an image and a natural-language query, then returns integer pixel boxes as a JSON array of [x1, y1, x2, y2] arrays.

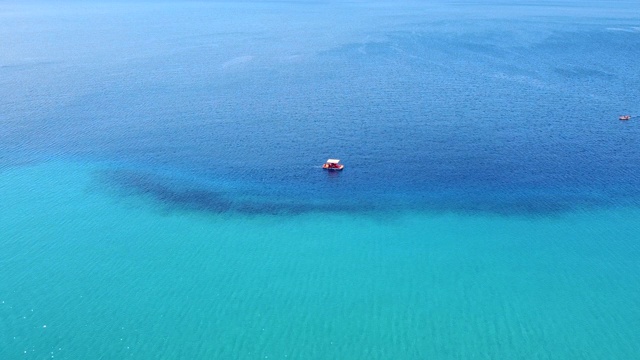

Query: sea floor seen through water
[[1, 161, 639, 359]]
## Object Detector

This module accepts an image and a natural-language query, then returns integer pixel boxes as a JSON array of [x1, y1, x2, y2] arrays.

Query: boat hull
[[323, 164, 344, 171]]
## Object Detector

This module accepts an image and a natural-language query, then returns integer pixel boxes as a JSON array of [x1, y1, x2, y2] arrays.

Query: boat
[[322, 159, 344, 171], [619, 115, 631, 121]]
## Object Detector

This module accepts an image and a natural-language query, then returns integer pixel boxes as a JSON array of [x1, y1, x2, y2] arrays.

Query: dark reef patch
[[98, 168, 638, 218], [99, 169, 378, 216]]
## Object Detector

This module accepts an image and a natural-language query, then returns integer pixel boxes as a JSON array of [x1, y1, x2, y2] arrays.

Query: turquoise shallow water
[[1, 162, 639, 359]]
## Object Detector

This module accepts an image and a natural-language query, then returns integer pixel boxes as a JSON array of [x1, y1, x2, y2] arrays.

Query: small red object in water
[[322, 159, 344, 171]]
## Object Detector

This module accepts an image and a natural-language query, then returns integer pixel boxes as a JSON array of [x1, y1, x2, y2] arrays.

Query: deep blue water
[[2, 0, 639, 216]]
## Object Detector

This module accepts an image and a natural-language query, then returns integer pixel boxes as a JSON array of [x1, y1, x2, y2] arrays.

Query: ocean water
[[1, 1, 640, 359]]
